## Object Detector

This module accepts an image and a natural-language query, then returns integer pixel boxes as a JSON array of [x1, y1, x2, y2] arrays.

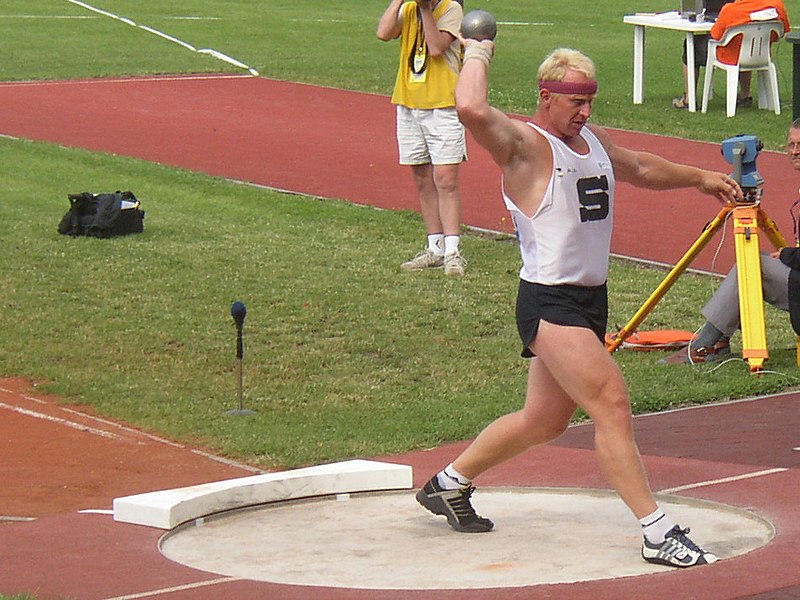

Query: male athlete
[[416, 44, 742, 568]]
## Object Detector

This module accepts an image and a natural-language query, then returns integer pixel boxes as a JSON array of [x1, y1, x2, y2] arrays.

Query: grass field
[[2, 1, 800, 470]]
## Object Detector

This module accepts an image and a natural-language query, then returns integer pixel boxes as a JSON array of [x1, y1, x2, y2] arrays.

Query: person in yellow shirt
[[377, 0, 467, 276]]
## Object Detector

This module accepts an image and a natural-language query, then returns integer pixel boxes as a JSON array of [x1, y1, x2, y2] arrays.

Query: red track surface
[[1, 378, 799, 600], [1, 74, 798, 273], [1, 76, 799, 599]]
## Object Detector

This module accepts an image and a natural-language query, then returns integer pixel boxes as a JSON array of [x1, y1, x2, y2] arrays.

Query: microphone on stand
[[227, 301, 256, 416]]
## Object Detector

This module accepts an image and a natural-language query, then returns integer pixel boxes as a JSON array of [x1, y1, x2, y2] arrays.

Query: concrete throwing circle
[[159, 487, 773, 590]]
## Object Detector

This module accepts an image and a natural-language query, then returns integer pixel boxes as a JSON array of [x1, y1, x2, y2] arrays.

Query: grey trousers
[[702, 253, 791, 337]]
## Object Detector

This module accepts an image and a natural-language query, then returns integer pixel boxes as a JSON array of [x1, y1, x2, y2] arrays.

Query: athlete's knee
[[584, 380, 632, 429], [518, 410, 572, 444]]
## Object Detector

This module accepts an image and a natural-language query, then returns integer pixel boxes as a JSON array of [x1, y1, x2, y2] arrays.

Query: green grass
[[2, 137, 798, 470], [1, 1, 800, 472]]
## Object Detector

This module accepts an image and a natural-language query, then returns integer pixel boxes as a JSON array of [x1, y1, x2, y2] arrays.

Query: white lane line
[[100, 577, 245, 600], [0, 384, 261, 472], [189, 448, 264, 473], [0, 385, 47, 404], [659, 467, 788, 494], [1, 385, 261, 471], [57, 406, 186, 448], [63, 0, 259, 76], [498, 21, 554, 26], [0, 401, 121, 439]]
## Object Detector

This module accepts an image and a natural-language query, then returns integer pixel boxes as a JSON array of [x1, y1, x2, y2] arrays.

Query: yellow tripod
[[606, 200, 788, 373]]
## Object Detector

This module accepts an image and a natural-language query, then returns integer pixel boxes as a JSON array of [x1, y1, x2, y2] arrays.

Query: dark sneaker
[[657, 340, 731, 365], [642, 525, 719, 568], [415, 477, 494, 533]]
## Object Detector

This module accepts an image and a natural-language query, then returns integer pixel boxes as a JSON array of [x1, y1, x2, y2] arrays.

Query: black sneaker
[[415, 476, 494, 533], [642, 525, 719, 568]]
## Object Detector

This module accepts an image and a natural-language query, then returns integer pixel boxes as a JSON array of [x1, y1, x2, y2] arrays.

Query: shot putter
[[461, 9, 497, 41], [227, 301, 256, 416]]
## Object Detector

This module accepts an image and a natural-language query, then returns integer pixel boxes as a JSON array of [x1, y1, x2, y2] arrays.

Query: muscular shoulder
[[585, 124, 613, 154]]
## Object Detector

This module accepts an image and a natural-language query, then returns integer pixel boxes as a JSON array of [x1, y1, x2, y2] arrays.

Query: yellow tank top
[[390, 0, 461, 109]]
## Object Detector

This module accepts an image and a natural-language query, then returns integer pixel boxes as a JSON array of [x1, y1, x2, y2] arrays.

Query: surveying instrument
[[606, 134, 789, 373]]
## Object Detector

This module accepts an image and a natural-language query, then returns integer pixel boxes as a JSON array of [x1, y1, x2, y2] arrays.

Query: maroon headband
[[539, 80, 598, 95]]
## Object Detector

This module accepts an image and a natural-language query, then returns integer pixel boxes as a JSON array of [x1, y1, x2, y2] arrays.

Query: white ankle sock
[[427, 234, 444, 256], [444, 235, 460, 255], [640, 508, 676, 544], [437, 464, 471, 490]]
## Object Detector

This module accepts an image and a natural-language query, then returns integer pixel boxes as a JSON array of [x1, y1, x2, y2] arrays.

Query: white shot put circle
[[159, 487, 773, 590]]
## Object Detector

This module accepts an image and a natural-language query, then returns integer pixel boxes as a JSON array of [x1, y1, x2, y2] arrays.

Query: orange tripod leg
[[607, 205, 733, 352], [732, 205, 768, 372], [757, 206, 789, 250]]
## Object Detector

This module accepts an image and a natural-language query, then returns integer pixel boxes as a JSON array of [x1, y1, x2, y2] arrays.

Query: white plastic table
[[624, 12, 713, 112]]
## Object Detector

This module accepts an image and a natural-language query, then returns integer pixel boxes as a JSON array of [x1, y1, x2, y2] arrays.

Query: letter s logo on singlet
[[576, 176, 610, 222]]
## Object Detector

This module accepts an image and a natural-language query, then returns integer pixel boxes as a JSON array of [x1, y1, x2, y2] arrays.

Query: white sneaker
[[641, 526, 718, 568], [444, 251, 466, 276], [402, 249, 444, 271]]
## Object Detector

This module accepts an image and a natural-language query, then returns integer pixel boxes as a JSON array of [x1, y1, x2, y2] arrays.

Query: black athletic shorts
[[515, 280, 608, 358], [682, 34, 709, 68]]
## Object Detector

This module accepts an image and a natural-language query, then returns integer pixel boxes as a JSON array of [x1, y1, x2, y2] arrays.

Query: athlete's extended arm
[[594, 126, 743, 204]]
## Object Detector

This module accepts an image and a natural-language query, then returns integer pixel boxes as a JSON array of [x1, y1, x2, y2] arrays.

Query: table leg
[[633, 25, 644, 104], [685, 32, 697, 112]]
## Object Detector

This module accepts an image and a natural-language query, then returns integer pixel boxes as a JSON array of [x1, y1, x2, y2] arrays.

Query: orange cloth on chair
[[709, 0, 791, 65]]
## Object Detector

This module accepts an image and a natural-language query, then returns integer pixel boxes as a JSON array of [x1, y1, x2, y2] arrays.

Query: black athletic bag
[[57, 191, 144, 238]]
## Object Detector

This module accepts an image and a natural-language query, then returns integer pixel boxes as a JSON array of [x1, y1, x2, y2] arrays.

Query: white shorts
[[396, 105, 466, 166]]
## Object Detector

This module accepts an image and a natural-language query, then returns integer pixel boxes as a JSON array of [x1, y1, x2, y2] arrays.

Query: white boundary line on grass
[[0, 15, 97, 19], [0, 15, 221, 20], [63, 0, 260, 76], [498, 21, 554, 26], [0, 73, 253, 88]]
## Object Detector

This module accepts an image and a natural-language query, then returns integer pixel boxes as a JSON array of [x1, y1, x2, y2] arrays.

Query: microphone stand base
[[225, 408, 257, 416]]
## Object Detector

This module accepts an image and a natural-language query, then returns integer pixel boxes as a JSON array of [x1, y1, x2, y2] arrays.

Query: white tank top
[[503, 123, 615, 286]]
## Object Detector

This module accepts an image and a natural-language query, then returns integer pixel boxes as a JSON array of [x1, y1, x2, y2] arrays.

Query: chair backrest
[[717, 20, 784, 69]]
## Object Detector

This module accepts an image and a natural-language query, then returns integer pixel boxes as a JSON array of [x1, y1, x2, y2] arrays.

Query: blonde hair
[[537, 48, 596, 83]]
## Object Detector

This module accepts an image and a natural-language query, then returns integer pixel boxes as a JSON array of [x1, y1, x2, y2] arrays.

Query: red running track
[[1, 76, 799, 600], [1, 74, 798, 274], [0, 377, 798, 600]]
